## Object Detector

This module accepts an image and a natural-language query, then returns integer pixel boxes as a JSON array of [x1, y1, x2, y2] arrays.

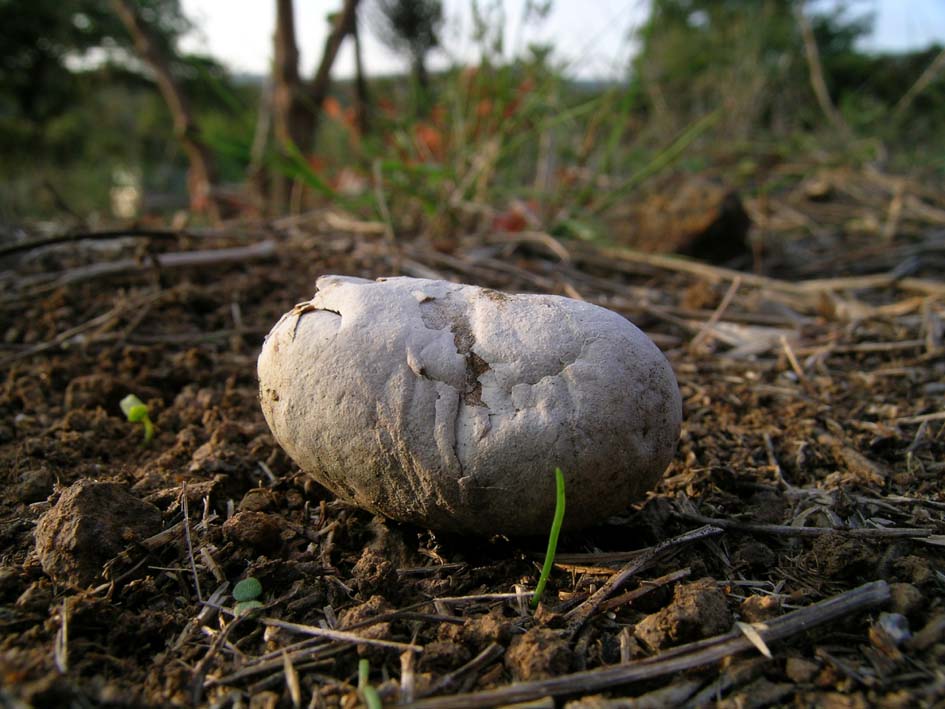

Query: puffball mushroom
[[258, 276, 681, 536]]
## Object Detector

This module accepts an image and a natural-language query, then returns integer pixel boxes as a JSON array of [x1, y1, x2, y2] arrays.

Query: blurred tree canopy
[[631, 0, 873, 137], [369, 0, 443, 89], [2, 0, 942, 222], [0, 0, 251, 216], [631, 0, 945, 146], [0, 0, 191, 127]]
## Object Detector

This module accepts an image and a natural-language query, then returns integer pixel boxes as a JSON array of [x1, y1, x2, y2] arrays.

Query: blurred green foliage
[[1, 0, 943, 225], [0, 0, 255, 219], [631, 0, 945, 155]]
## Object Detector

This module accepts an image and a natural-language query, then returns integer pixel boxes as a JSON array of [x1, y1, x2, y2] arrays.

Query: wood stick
[[677, 511, 931, 538], [892, 45, 945, 123], [598, 568, 692, 613], [690, 276, 741, 351], [260, 617, 422, 652], [894, 411, 945, 425], [0, 290, 164, 367], [579, 243, 945, 298], [18, 240, 276, 291], [564, 525, 722, 635], [419, 642, 505, 697], [0, 228, 189, 258], [795, 5, 851, 138], [400, 581, 890, 709]]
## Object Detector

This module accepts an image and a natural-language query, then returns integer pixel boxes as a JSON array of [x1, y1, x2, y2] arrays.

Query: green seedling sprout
[[358, 658, 382, 709], [531, 467, 566, 609], [119, 394, 154, 444], [233, 577, 264, 616]]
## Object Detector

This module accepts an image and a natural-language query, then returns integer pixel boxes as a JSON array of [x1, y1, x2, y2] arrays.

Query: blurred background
[[2, 0, 944, 248]]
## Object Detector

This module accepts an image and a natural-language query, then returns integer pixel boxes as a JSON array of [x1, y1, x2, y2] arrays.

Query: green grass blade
[[358, 658, 383, 709], [531, 467, 566, 609], [586, 109, 721, 216]]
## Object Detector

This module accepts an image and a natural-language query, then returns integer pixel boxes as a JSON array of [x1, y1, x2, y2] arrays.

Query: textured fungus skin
[[258, 276, 682, 535]]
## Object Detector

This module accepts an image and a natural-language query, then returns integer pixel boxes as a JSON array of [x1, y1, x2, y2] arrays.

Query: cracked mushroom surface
[[258, 275, 681, 535]]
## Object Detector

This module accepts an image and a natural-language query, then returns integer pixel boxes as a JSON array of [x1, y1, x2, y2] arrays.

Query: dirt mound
[[0, 209, 942, 706]]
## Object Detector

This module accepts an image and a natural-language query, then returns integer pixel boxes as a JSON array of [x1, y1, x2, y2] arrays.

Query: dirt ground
[[1, 170, 944, 707]]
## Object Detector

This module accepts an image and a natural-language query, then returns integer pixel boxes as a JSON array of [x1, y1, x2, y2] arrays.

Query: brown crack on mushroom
[[419, 296, 490, 407], [418, 295, 495, 482], [290, 301, 341, 340], [464, 352, 488, 406]]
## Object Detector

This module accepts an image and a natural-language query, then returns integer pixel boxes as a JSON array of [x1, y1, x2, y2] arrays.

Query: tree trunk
[[111, 0, 222, 221], [273, 0, 311, 152], [352, 11, 371, 135], [247, 79, 274, 214], [413, 52, 429, 90], [270, 0, 312, 212], [306, 0, 360, 137], [411, 50, 431, 116]]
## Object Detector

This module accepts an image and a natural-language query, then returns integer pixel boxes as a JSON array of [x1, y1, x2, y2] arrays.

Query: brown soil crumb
[[505, 628, 573, 680], [34, 480, 162, 587], [635, 577, 733, 650]]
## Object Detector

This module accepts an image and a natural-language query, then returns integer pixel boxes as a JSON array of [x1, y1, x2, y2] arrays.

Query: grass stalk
[[531, 467, 566, 609], [358, 658, 382, 709]]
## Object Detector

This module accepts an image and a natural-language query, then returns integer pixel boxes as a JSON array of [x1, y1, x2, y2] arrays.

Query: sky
[[178, 0, 945, 82]]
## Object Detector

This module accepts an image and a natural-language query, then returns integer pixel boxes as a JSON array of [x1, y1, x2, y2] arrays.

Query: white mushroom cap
[[258, 276, 681, 535]]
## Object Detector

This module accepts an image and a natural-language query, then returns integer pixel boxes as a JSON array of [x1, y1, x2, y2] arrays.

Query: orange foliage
[[476, 99, 493, 118], [492, 200, 539, 232], [413, 122, 444, 160], [377, 97, 398, 118], [323, 96, 343, 120]]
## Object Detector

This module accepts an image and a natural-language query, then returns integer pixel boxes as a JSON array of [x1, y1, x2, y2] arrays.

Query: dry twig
[[677, 511, 931, 539], [564, 525, 723, 635], [17, 240, 276, 292], [402, 581, 890, 708]]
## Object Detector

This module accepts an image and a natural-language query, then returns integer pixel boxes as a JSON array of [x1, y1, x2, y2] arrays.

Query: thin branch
[[677, 511, 931, 538], [17, 240, 276, 292], [564, 525, 723, 635], [307, 0, 361, 128], [181, 482, 203, 603], [191, 620, 244, 704], [111, 0, 222, 220], [0, 290, 164, 367], [260, 617, 423, 652], [598, 568, 692, 613], [419, 642, 505, 698], [892, 45, 945, 123], [0, 228, 187, 258], [690, 276, 742, 351], [795, 6, 851, 138], [580, 243, 945, 298]]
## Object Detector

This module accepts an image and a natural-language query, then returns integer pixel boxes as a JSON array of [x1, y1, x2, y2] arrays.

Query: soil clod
[[34, 480, 162, 587], [506, 628, 573, 681], [635, 577, 733, 651]]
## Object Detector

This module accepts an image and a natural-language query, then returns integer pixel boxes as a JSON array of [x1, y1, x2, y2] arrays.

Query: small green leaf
[[119, 394, 146, 420], [119, 394, 155, 445], [234, 600, 264, 616], [233, 577, 263, 601], [126, 404, 149, 423]]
